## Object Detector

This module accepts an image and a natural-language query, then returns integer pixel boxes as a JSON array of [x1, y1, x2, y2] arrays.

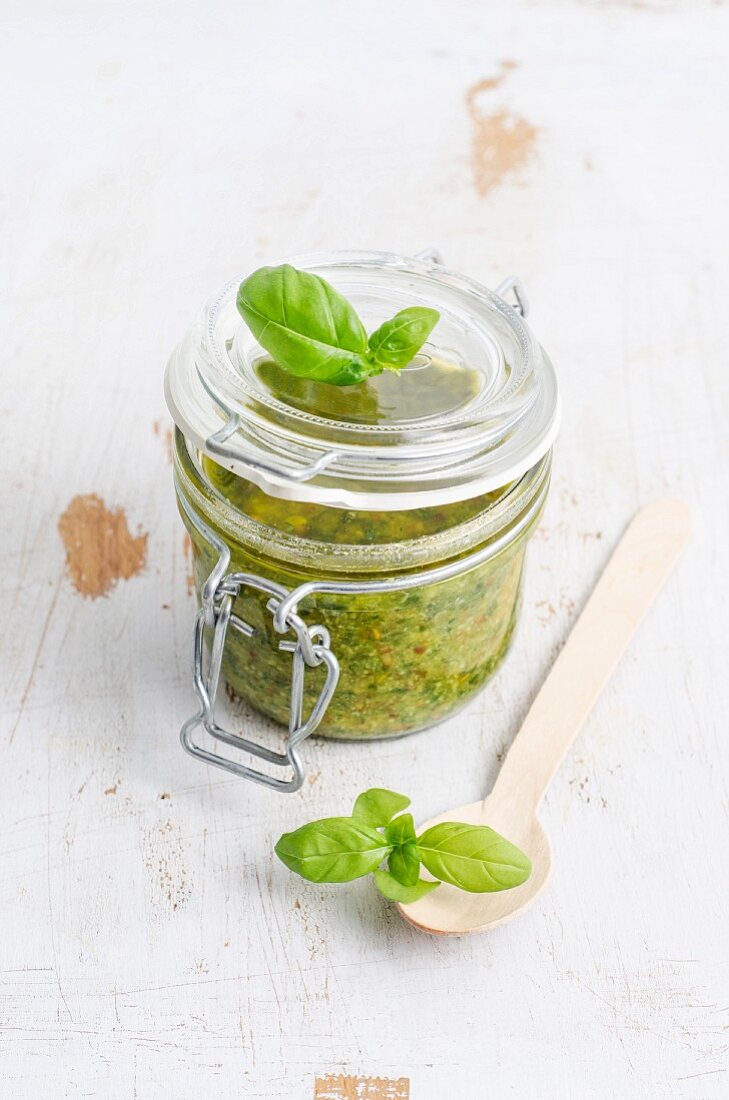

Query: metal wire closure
[[177, 489, 340, 792], [414, 248, 528, 318], [175, 255, 536, 792], [494, 276, 529, 318], [206, 413, 344, 484]]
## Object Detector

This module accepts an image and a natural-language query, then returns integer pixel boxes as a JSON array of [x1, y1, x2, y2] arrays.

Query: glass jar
[[165, 249, 560, 790]]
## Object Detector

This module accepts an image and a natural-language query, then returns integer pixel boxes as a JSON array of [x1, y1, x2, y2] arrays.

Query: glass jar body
[[175, 431, 551, 742]]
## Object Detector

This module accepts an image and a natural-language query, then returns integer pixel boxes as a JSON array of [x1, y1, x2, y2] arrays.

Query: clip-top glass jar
[[165, 249, 560, 791]]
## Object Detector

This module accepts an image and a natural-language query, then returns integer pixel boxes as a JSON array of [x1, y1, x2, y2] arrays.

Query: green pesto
[[202, 462, 505, 545], [178, 436, 538, 741]]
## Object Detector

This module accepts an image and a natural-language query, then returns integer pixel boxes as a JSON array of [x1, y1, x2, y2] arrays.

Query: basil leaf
[[275, 817, 391, 883], [416, 822, 532, 893], [352, 788, 411, 828], [373, 870, 439, 904], [387, 813, 421, 887], [385, 812, 416, 846], [237, 264, 374, 385], [367, 306, 439, 370], [387, 840, 421, 887]]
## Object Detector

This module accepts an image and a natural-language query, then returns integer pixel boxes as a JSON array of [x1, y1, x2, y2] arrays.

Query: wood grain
[[1, 2, 728, 1097]]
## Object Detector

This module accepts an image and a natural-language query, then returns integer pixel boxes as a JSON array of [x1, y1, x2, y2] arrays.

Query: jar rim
[[174, 428, 552, 576], [165, 250, 560, 512]]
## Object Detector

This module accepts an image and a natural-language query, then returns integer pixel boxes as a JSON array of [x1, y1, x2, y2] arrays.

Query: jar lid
[[165, 250, 560, 510]]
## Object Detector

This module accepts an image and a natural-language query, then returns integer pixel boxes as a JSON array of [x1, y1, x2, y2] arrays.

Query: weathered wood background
[[2, 2, 728, 1097]]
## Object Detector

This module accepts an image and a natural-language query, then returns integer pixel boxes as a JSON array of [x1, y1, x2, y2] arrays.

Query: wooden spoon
[[399, 499, 691, 936]]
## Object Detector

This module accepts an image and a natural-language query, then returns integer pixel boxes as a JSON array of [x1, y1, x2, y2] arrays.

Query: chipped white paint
[[1, 2, 728, 1098]]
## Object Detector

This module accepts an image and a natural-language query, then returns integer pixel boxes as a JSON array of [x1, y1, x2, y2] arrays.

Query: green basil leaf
[[367, 306, 439, 370], [275, 817, 391, 883], [387, 840, 421, 887], [416, 822, 532, 893], [237, 264, 374, 385], [385, 812, 417, 847], [352, 788, 411, 828], [373, 870, 439, 904]]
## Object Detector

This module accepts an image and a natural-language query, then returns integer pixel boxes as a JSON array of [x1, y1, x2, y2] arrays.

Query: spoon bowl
[[399, 795, 551, 935]]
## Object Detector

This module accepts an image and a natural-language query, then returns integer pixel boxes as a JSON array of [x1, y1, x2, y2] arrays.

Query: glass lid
[[164, 250, 560, 510]]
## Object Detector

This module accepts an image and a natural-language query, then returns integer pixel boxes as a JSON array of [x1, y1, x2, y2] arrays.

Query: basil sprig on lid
[[237, 264, 439, 386], [275, 788, 531, 904]]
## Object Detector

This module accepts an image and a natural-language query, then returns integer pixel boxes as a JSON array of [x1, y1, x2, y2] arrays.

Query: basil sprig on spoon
[[237, 264, 439, 386], [275, 788, 532, 904]]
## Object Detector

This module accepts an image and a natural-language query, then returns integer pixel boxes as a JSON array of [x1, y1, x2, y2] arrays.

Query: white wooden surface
[[2, 3, 728, 1097]]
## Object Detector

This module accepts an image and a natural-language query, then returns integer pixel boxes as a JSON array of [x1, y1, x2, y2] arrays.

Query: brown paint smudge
[[466, 66, 537, 196], [313, 1077, 409, 1100], [152, 418, 173, 464], [182, 532, 195, 597], [473, 57, 517, 92], [58, 494, 148, 599]]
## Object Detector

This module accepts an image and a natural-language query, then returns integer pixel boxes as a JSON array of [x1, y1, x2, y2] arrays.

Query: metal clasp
[[207, 414, 343, 484], [177, 489, 339, 792], [415, 248, 528, 317], [494, 275, 529, 318], [413, 246, 445, 265]]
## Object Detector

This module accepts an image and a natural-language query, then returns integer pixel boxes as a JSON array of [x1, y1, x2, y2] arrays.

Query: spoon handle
[[488, 499, 691, 815]]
